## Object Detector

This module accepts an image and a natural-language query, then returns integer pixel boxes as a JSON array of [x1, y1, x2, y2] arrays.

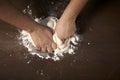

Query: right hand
[[55, 18, 76, 40], [29, 25, 57, 53]]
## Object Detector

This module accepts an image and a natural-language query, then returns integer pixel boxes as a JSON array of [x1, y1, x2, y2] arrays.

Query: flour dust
[[18, 5, 81, 61]]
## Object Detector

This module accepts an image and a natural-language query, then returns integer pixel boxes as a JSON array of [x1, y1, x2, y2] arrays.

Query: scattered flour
[[19, 17, 80, 61]]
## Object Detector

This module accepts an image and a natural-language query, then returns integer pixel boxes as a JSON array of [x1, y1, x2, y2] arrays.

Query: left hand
[[30, 25, 57, 53], [55, 19, 76, 40]]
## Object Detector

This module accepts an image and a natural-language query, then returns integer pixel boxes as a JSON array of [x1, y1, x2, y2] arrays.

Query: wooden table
[[0, 0, 120, 80]]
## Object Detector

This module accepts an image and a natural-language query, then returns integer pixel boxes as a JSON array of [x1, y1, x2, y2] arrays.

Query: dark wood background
[[0, 0, 120, 80]]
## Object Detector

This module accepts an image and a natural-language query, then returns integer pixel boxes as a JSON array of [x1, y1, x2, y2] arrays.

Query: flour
[[19, 17, 80, 61]]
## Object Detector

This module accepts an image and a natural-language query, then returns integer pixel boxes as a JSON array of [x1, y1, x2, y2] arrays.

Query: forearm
[[0, 0, 40, 33], [60, 0, 88, 21]]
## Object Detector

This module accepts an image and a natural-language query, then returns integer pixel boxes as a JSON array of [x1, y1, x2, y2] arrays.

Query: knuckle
[[35, 44, 40, 49]]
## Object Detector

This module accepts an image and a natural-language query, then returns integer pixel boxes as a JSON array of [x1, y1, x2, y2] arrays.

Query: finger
[[41, 47, 47, 53], [35, 44, 41, 51], [36, 47, 41, 51], [52, 42, 57, 50], [47, 46, 53, 53]]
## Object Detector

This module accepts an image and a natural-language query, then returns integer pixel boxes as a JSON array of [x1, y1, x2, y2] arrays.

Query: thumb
[[52, 41, 57, 50]]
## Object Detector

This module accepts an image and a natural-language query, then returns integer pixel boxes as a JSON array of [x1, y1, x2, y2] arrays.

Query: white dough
[[19, 16, 80, 61], [46, 17, 71, 54]]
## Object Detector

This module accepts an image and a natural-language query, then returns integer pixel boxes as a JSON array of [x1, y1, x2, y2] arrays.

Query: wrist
[[26, 23, 42, 34], [59, 7, 77, 22], [59, 15, 76, 24]]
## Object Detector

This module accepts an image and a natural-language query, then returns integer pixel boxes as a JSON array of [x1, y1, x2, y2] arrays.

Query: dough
[[20, 16, 79, 60], [38, 17, 70, 54]]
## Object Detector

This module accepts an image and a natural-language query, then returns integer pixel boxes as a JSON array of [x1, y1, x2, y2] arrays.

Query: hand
[[55, 19, 76, 40], [29, 25, 57, 53]]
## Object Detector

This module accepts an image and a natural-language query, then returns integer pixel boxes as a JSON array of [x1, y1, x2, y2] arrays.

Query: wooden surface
[[0, 0, 120, 80]]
